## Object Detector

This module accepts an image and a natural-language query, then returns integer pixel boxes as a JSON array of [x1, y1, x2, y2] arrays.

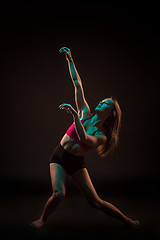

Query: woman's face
[[95, 98, 114, 117]]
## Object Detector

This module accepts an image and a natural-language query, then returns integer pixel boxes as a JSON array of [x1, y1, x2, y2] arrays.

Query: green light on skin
[[109, 104, 115, 112], [106, 99, 115, 112], [95, 99, 115, 112]]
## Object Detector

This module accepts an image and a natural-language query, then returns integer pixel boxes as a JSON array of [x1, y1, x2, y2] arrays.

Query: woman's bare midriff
[[60, 134, 86, 156]]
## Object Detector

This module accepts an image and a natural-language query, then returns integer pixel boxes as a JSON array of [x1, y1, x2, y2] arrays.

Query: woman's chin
[[95, 108, 101, 112]]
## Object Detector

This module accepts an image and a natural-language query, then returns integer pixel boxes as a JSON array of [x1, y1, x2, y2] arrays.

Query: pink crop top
[[66, 117, 99, 152]]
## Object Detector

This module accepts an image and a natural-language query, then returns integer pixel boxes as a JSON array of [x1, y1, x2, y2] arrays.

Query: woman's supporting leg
[[31, 163, 66, 228], [72, 168, 140, 229]]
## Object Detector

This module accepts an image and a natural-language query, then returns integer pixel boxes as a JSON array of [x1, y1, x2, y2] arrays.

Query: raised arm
[[59, 47, 92, 119]]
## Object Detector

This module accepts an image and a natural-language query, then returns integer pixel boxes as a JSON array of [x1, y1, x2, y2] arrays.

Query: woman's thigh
[[71, 168, 100, 203], [49, 163, 66, 195]]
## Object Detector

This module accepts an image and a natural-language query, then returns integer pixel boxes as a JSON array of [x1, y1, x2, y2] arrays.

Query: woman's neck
[[90, 114, 103, 129]]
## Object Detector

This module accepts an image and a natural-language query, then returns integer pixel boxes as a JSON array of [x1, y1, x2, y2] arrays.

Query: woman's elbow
[[81, 135, 95, 147], [74, 79, 80, 86], [80, 135, 88, 144]]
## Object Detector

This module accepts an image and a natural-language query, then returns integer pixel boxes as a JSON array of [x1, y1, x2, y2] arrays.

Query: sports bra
[[66, 117, 99, 152]]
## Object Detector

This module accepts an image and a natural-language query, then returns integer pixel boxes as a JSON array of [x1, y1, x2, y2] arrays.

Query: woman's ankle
[[40, 215, 47, 223]]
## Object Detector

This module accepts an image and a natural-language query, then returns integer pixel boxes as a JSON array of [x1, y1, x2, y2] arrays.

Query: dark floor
[[0, 178, 160, 239]]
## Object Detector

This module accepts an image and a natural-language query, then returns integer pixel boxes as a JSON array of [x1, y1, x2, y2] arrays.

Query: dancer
[[31, 47, 140, 229]]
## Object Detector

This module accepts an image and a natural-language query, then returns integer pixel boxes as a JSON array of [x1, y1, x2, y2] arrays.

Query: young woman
[[31, 47, 140, 229]]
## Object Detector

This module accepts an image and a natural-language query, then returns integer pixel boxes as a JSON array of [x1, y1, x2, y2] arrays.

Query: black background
[[1, 2, 160, 239]]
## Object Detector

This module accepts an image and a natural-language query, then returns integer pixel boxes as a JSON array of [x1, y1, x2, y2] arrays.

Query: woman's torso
[[60, 116, 104, 156]]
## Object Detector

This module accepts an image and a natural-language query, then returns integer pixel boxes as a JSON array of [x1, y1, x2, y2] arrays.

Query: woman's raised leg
[[31, 163, 66, 228], [72, 168, 140, 229]]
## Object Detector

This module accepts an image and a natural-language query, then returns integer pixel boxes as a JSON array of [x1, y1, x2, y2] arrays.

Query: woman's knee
[[52, 190, 65, 201], [88, 196, 102, 209]]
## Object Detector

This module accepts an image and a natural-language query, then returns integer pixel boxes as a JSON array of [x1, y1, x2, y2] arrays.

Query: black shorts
[[49, 144, 86, 176]]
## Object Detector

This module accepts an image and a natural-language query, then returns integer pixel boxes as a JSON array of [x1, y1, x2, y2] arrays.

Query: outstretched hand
[[59, 47, 72, 61], [59, 103, 77, 117]]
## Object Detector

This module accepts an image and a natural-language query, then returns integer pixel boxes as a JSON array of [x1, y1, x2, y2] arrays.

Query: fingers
[[59, 103, 73, 114], [59, 103, 76, 115], [59, 47, 65, 52], [59, 103, 69, 108], [59, 47, 70, 54], [59, 103, 70, 111], [59, 105, 65, 110], [59, 104, 64, 108], [59, 106, 71, 114], [60, 47, 70, 53]]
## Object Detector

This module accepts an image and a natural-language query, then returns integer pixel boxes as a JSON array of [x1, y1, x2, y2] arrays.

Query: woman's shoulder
[[93, 128, 107, 139], [93, 130, 105, 137], [94, 131, 108, 143]]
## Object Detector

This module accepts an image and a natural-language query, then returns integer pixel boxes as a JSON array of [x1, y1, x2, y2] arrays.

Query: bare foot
[[31, 217, 46, 229], [126, 219, 141, 229]]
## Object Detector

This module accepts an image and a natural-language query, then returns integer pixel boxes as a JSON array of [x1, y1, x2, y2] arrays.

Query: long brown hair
[[96, 97, 122, 158]]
